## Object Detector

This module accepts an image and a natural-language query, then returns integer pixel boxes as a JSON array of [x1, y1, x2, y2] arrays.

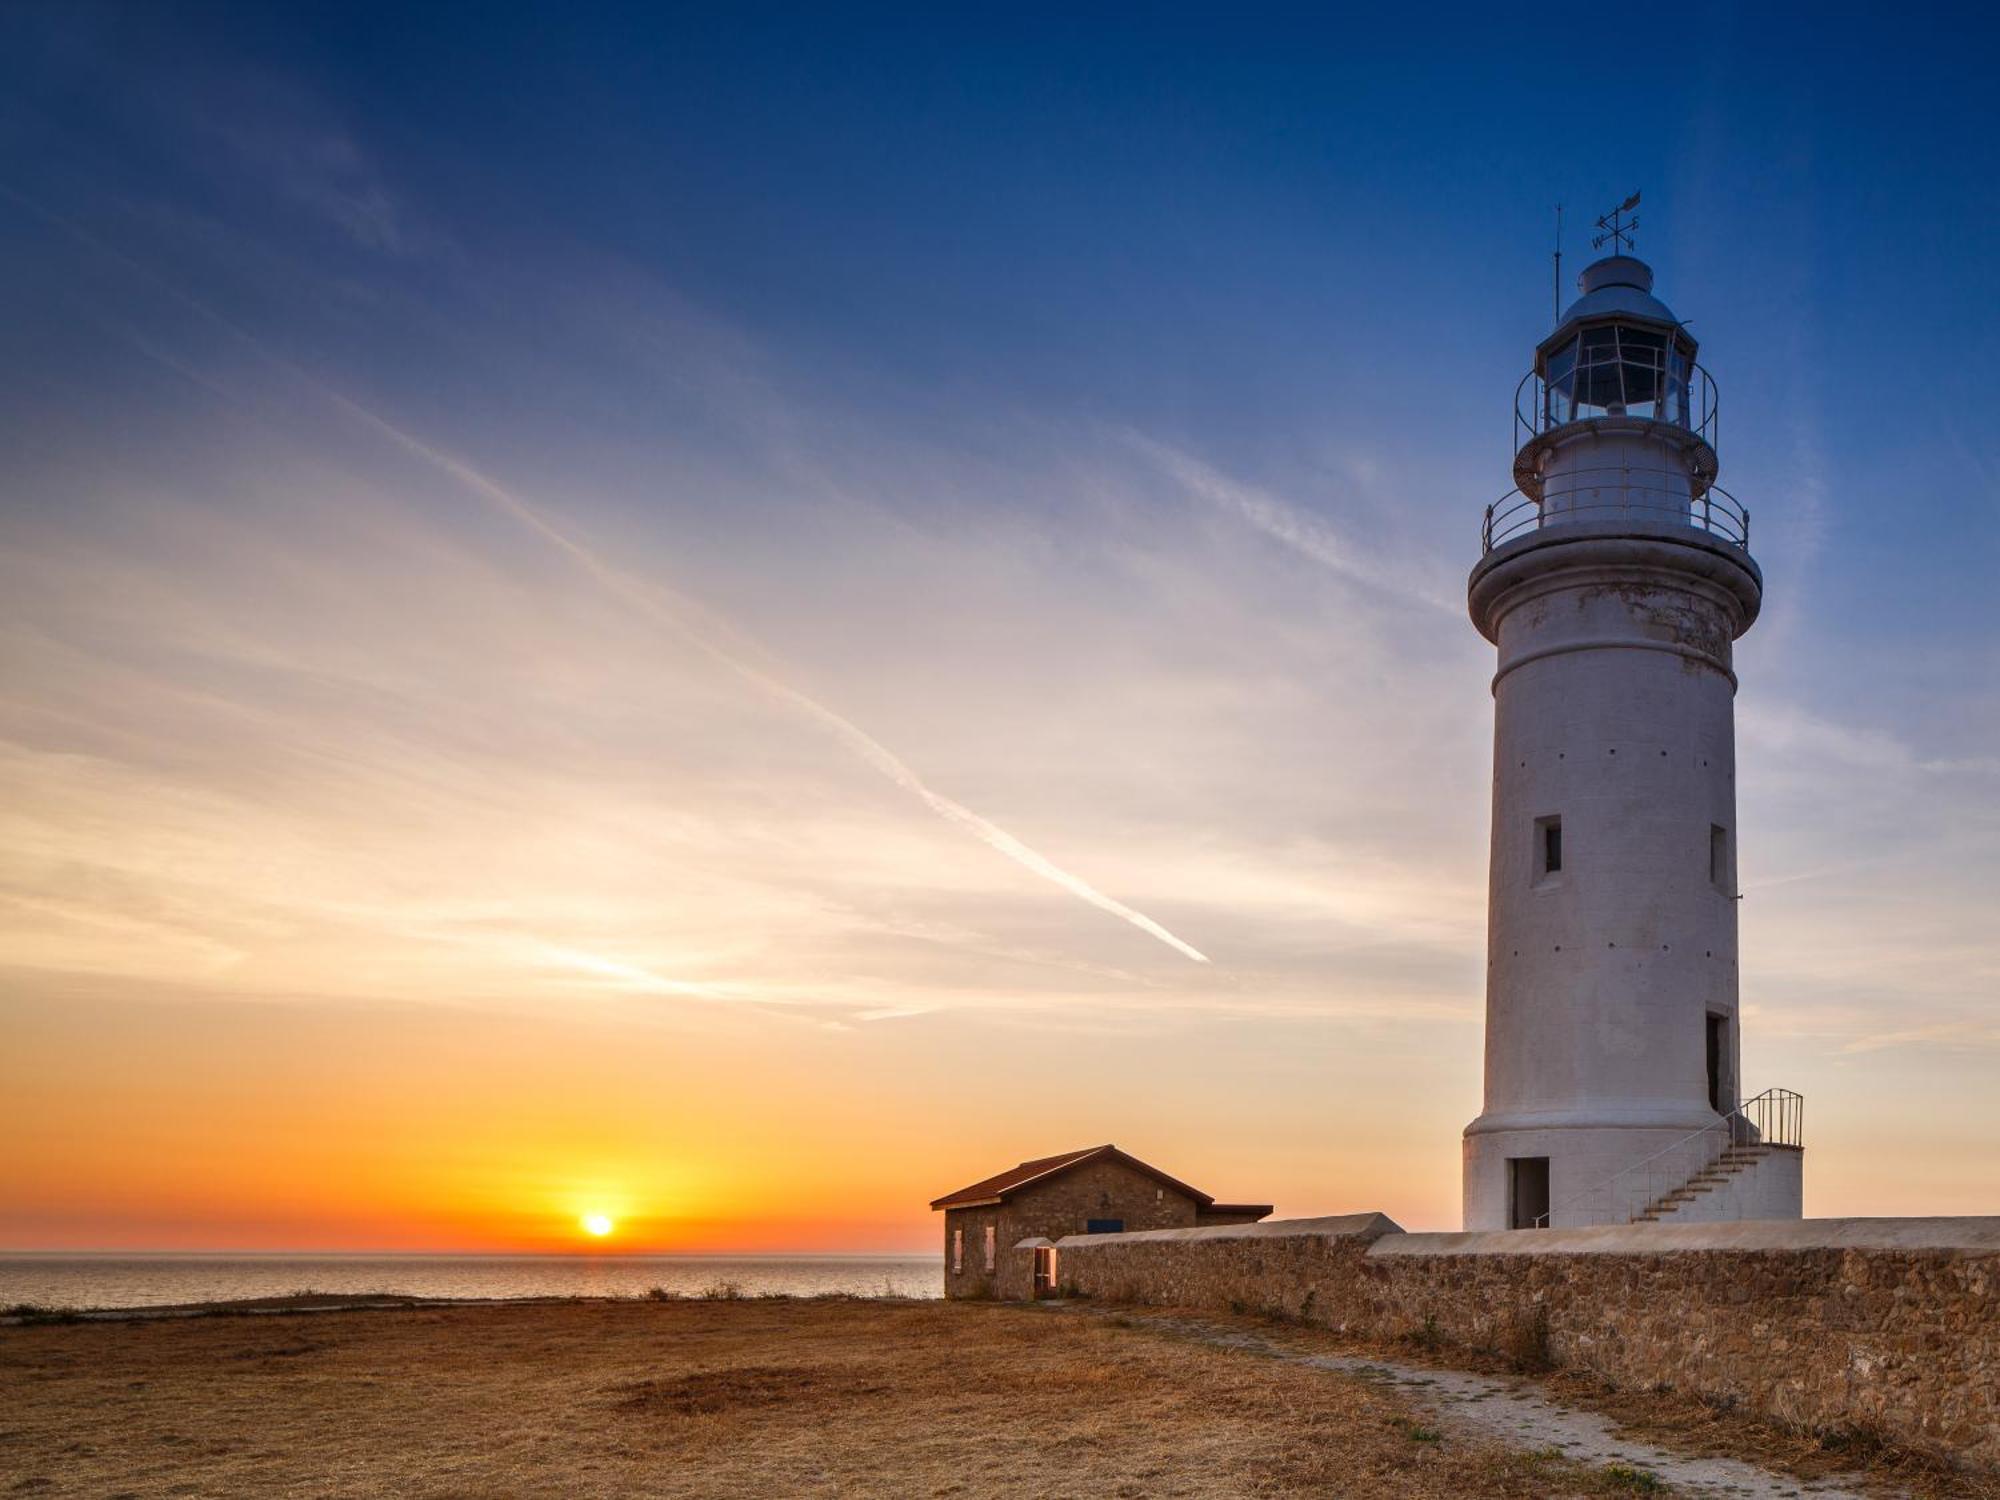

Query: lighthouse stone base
[[1464, 1120, 1802, 1230]]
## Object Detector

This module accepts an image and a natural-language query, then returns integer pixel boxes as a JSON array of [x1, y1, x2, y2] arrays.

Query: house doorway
[[1032, 1246, 1057, 1299]]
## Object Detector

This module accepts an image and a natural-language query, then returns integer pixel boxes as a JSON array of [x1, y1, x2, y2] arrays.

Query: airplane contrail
[[320, 392, 1214, 965], [7, 180, 1211, 963]]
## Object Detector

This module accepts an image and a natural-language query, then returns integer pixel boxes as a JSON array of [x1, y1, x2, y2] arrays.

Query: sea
[[0, 1254, 944, 1311]]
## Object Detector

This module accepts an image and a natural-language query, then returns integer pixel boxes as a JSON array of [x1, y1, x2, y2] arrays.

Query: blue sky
[[1, 2, 1996, 1246]]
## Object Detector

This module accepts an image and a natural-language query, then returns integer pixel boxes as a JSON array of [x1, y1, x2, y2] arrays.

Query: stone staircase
[[1630, 1142, 1803, 1224], [1632, 1144, 1768, 1221], [1536, 1090, 1805, 1228]]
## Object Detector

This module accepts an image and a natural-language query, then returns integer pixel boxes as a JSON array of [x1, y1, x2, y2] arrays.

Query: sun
[[582, 1212, 615, 1238]]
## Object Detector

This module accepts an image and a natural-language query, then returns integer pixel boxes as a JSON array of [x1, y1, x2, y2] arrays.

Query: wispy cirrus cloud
[[1840, 1021, 2000, 1056], [1122, 431, 1461, 615]]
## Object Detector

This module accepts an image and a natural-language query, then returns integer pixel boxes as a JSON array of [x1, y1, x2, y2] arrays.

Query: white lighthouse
[[1462, 217, 1804, 1231]]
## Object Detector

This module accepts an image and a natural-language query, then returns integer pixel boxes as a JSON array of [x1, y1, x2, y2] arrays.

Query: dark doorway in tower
[[1707, 1013, 1729, 1112], [1507, 1157, 1550, 1230]]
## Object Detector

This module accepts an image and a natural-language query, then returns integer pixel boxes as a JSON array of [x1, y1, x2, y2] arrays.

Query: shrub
[[1814, 1423, 1890, 1460], [1404, 1313, 1443, 1352], [1598, 1463, 1665, 1493], [4, 1303, 82, 1326], [1502, 1305, 1553, 1373]]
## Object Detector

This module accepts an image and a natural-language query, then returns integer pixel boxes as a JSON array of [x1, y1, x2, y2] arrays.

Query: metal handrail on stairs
[[1534, 1088, 1803, 1229]]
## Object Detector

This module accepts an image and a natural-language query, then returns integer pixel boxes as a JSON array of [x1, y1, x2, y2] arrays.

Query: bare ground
[[0, 1297, 1977, 1498]]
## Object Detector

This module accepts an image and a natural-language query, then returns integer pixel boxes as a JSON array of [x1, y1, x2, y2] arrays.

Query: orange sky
[[5, 973, 1487, 1252]]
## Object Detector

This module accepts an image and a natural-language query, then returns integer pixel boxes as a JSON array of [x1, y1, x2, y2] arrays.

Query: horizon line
[[0, 1247, 946, 1259]]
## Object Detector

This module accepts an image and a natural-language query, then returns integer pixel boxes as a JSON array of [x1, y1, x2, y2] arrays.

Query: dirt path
[[1116, 1312, 1889, 1500]]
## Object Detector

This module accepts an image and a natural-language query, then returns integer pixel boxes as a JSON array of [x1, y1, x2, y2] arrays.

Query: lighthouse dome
[[1553, 254, 1680, 332]]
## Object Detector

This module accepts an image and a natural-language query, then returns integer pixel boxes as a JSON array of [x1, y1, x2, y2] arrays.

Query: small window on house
[[1534, 815, 1563, 882], [1710, 824, 1730, 892], [952, 1228, 963, 1274], [983, 1225, 996, 1272], [1085, 1218, 1124, 1234]]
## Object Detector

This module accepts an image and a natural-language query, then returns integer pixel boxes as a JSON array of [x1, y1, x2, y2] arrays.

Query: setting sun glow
[[582, 1213, 615, 1238]]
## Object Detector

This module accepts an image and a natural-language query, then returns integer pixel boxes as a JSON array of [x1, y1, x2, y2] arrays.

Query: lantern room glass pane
[[1666, 345, 1691, 426], [1543, 341, 1576, 426], [1618, 327, 1666, 414], [1576, 325, 1623, 412]]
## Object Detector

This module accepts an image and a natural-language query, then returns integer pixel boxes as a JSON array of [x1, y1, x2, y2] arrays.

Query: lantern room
[[1536, 255, 1698, 428]]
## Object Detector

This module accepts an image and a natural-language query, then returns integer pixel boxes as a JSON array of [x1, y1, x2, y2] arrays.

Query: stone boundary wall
[[1049, 1215, 2000, 1469]]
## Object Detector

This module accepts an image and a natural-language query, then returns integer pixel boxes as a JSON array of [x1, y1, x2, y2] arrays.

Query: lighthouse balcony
[[1482, 469, 1749, 554]]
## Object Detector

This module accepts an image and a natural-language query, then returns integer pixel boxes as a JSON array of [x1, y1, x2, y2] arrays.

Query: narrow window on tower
[[1534, 814, 1563, 884], [1710, 824, 1730, 893]]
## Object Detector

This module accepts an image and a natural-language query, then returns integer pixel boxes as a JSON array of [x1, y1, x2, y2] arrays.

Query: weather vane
[[1592, 191, 1641, 253]]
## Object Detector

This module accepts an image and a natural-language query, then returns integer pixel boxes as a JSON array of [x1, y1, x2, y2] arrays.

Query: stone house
[[929, 1144, 1271, 1299]]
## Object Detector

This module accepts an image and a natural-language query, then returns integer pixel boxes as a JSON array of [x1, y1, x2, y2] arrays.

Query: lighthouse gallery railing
[[1483, 469, 1750, 553], [1534, 1087, 1804, 1229]]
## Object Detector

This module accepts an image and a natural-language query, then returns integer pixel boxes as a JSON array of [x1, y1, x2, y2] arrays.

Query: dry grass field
[[0, 1296, 1701, 1499]]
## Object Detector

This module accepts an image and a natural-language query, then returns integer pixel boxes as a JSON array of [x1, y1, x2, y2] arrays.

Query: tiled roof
[[928, 1144, 1216, 1211]]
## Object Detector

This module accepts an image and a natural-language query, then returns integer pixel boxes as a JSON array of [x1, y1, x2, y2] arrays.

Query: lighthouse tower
[[1462, 222, 1803, 1231]]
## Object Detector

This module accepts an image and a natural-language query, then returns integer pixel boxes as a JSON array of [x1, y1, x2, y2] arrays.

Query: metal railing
[[1483, 469, 1749, 553], [1535, 1088, 1804, 1229], [1515, 360, 1720, 458]]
